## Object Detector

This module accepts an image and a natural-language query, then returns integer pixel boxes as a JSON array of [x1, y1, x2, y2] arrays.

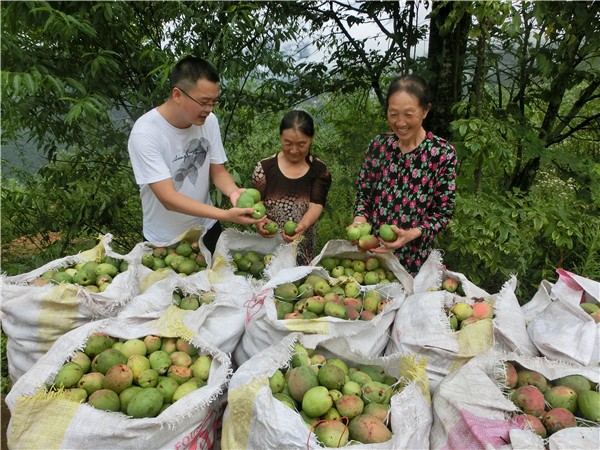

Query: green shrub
[[438, 190, 599, 302]]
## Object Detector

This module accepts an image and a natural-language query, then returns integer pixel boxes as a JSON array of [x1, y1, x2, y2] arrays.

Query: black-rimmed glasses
[[176, 86, 219, 111]]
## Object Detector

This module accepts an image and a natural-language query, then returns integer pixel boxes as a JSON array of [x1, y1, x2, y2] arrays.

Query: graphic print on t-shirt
[[173, 137, 209, 190]]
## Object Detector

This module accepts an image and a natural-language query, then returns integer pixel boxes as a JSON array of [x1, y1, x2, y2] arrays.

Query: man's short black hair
[[169, 56, 219, 90]]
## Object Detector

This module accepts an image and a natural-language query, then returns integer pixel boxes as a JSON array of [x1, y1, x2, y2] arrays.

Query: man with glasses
[[128, 56, 262, 252]]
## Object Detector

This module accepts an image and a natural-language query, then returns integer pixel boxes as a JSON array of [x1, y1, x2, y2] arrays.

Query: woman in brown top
[[252, 110, 332, 265]]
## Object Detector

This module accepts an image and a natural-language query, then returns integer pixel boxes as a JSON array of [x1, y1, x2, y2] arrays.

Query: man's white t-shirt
[[128, 108, 227, 244]]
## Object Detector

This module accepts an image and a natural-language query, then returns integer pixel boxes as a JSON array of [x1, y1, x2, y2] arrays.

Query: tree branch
[[548, 79, 600, 141], [547, 112, 600, 146]]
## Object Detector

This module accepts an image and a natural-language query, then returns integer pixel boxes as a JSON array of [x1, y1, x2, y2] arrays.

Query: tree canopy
[[2, 0, 599, 299]]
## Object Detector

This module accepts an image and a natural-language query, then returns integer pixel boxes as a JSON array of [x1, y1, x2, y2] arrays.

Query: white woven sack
[[233, 265, 406, 367], [491, 277, 539, 358], [522, 270, 599, 366], [118, 269, 208, 322], [553, 269, 599, 304], [0, 234, 142, 383], [222, 332, 433, 450], [527, 296, 599, 366], [522, 280, 554, 323], [386, 273, 538, 392], [211, 227, 298, 282], [430, 350, 600, 450], [413, 249, 491, 298], [310, 239, 414, 295], [118, 269, 253, 354], [5, 318, 231, 450]]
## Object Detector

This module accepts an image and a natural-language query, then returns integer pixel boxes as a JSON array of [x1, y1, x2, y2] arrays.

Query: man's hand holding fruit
[[234, 187, 269, 228]]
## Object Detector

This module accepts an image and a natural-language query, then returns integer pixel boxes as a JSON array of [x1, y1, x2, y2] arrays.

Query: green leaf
[[65, 103, 83, 123], [46, 75, 65, 94]]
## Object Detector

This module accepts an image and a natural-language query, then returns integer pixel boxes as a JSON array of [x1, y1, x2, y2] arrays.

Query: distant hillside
[[2, 141, 47, 178]]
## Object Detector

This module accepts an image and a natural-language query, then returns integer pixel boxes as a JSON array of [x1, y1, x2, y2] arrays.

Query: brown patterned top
[[252, 153, 331, 264]]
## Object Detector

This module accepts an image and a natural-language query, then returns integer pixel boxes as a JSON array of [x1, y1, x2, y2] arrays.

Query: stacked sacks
[[1, 233, 142, 382], [385, 250, 538, 391], [222, 332, 432, 449], [130, 226, 254, 356], [5, 318, 230, 450], [233, 264, 406, 368]]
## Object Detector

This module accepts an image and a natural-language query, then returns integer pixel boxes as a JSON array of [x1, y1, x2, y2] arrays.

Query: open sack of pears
[[385, 251, 538, 392], [117, 269, 252, 355], [430, 349, 600, 450], [222, 332, 433, 449], [1, 233, 142, 383], [136, 226, 212, 292], [5, 318, 230, 450], [233, 264, 406, 367], [311, 239, 413, 295], [211, 227, 298, 282]]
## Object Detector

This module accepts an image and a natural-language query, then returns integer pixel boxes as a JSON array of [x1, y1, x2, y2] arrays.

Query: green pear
[[346, 225, 362, 241], [378, 224, 397, 242], [283, 220, 298, 236], [236, 191, 256, 208], [245, 188, 261, 203], [252, 201, 267, 219], [175, 241, 193, 257], [95, 263, 119, 277], [264, 220, 279, 235]]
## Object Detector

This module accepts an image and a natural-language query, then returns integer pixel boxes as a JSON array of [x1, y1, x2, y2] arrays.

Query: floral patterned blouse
[[354, 131, 457, 276]]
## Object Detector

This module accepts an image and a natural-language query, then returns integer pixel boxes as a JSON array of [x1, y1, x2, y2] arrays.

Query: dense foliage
[[2, 0, 599, 304]]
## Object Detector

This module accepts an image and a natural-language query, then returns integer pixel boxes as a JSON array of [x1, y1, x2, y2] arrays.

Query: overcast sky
[[297, 0, 431, 64]]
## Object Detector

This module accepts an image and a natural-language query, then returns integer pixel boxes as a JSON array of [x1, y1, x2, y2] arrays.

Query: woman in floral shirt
[[352, 74, 457, 276]]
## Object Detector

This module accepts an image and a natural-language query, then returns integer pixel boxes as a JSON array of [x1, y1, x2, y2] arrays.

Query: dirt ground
[[2, 394, 9, 450]]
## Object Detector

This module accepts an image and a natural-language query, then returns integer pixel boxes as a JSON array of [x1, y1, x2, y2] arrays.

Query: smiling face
[[386, 91, 430, 144], [280, 128, 313, 164], [174, 78, 219, 126]]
